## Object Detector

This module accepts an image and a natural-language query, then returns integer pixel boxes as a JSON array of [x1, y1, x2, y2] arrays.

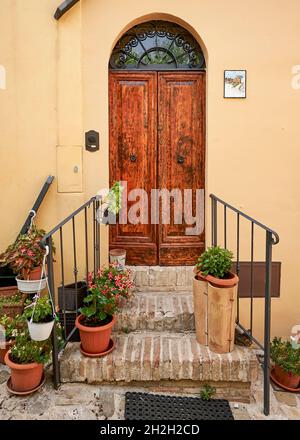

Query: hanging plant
[[98, 181, 124, 224], [23, 295, 56, 342], [0, 225, 55, 280]]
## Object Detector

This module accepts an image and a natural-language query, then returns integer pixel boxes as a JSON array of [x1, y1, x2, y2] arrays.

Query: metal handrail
[[210, 194, 280, 245], [210, 193, 280, 417], [41, 196, 101, 245], [41, 195, 101, 388]]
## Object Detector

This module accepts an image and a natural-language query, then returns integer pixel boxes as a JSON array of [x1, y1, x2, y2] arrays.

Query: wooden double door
[[109, 71, 205, 266]]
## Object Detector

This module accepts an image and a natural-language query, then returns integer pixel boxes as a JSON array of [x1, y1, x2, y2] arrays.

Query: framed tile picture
[[224, 70, 247, 98]]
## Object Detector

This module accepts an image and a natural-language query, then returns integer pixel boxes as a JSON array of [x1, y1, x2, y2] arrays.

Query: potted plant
[[0, 226, 55, 294], [98, 181, 124, 225], [193, 246, 239, 354], [4, 329, 51, 392], [109, 249, 126, 267], [0, 291, 25, 318], [22, 295, 55, 341], [271, 337, 300, 389], [75, 263, 133, 356], [195, 246, 238, 287], [0, 315, 19, 364]]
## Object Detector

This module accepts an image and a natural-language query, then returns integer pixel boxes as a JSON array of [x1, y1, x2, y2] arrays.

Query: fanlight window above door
[[109, 21, 206, 70]]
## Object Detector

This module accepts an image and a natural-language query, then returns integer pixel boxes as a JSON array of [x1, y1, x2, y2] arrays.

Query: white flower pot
[[28, 319, 55, 341], [16, 277, 47, 294], [109, 249, 126, 267], [96, 202, 110, 224]]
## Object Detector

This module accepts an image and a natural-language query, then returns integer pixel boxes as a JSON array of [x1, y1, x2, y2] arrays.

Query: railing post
[[263, 230, 273, 416], [211, 197, 217, 247], [47, 236, 60, 389], [95, 196, 101, 269]]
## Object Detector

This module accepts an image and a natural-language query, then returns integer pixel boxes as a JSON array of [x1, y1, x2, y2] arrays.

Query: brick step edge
[[115, 292, 195, 332], [129, 266, 194, 291], [60, 332, 259, 385]]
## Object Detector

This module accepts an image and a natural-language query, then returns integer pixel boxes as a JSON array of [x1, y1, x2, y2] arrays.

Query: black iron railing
[[41, 196, 101, 388], [41, 192, 279, 416], [210, 194, 280, 416]]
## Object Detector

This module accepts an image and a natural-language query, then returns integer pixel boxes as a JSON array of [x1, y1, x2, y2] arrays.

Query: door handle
[[177, 155, 184, 164]]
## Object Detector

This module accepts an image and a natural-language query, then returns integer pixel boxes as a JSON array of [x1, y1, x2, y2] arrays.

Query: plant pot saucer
[[80, 338, 115, 358], [270, 368, 300, 393], [6, 372, 46, 396]]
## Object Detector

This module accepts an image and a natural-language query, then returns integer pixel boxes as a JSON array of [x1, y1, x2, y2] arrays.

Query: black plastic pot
[[58, 281, 87, 312], [0, 266, 17, 288], [58, 311, 80, 342]]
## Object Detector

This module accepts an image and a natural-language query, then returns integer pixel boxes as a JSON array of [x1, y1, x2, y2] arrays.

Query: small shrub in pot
[[195, 246, 238, 288], [76, 263, 133, 355], [5, 329, 51, 392], [271, 337, 300, 389], [0, 315, 19, 363]]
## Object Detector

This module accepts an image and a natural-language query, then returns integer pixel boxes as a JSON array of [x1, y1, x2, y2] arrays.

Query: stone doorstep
[[94, 380, 251, 404], [115, 292, 195, 333], [60, 332, 259, 402], [129, 266, 194, 291]]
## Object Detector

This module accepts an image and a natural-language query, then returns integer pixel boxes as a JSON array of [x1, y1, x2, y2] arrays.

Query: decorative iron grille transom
[[110, 21, 206, 70]]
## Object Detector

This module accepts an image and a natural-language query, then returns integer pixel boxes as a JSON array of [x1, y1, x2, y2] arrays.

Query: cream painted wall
[[0, 0, 300, 339]]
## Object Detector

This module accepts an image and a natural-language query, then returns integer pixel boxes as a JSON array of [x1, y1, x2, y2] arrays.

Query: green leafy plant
[[23, 296, 54, 323], [0, 225, 55, 279], [81, 263, 133, 326], [270, 337, 300, 376], [196, 246, 234, 279], [0, 293, 23, 310], [0, 315, 20, 341], [103, 181, 124, 215], [10, 329, 52, 365], [200, 383, 216, 401]]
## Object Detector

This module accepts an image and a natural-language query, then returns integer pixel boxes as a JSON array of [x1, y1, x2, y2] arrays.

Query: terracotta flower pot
[[28, 267, 43, 281], [0, 341, 14, 364], [274, 365, 300, 389], [75, 314, 115, 355], [193, 272, 239, 354], [4, 351, 43, 392], [196, 271, 239, 288]]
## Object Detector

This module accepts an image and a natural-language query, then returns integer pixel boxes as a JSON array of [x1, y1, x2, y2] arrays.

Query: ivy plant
[[101, 181, 124, 216], [196, 246, 234, 279]]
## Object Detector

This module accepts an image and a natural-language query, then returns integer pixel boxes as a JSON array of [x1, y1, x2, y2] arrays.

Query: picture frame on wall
[[224, 70, 247, 98]]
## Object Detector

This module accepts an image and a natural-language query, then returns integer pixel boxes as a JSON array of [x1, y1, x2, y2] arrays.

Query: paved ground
[[0, 363, 299, 420]]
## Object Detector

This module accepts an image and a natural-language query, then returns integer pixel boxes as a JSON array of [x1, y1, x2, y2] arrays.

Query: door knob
[[177, 155, 184, 164], [130, 154, 137, 163]]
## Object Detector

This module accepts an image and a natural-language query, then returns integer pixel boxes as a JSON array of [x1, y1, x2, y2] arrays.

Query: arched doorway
[[109, 20, 206, 266]]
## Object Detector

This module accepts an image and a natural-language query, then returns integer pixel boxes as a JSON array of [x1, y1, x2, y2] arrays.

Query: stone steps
[[115, 292, 195, 333], [60, 332, 259, 402], [60, 279, 259, 403], [129, 266, 194, 292]]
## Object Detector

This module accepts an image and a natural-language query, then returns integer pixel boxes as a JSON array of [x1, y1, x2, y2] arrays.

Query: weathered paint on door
[[109, 71, 205, 266]]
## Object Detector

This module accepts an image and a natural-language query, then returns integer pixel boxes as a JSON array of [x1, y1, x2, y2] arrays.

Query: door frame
[[108, 69, 206, 266]]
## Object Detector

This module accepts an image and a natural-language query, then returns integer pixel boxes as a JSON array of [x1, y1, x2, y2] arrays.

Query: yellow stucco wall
[[0, 0, 300, 339]]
